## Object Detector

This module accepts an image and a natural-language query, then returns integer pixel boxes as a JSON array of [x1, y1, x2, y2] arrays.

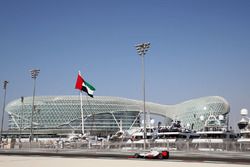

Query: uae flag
[[75, 72, 96, 98]]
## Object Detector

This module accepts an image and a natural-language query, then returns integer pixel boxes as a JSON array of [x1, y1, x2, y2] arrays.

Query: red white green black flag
[[75, 71, 96, 98]]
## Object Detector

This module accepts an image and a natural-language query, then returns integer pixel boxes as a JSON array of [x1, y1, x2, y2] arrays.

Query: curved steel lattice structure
[[5, 96, 229, 135]]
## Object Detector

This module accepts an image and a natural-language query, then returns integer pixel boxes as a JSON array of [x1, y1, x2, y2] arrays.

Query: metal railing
[[0, 138, 249, 152]]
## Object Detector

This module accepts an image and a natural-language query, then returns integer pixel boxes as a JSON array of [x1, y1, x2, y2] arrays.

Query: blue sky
[[0, 0, 250, 129]]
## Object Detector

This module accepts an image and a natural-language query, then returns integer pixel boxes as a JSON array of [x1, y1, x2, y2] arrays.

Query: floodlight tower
[[29, 69, 40, 142], [0, 81, 8, 143], [19, 96, 24, 142], [135, 42, 150, 150]]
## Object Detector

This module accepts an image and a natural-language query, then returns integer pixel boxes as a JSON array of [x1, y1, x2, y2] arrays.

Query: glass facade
[[171, 96, 230, 130], [5, 96, 229, 135]]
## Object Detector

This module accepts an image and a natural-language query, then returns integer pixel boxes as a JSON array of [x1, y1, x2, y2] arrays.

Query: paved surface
[[0, 155, 248, 167], [170, 151, 250, 164], [0, 149, 250, 164]]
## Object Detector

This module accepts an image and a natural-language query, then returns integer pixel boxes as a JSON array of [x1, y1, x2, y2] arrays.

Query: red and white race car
[[133, 150, 169, 159]]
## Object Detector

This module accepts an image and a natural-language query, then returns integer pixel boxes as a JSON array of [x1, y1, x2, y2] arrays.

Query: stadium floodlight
[[135, 42, 150, 56], [29, 69, 40, 142], [0, 81, 9, 143], [135, 42, 150, 150]]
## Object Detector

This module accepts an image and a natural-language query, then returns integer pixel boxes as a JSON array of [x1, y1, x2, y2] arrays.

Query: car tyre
[[158, 153, 163, 159], [134, 153, 140, 158]]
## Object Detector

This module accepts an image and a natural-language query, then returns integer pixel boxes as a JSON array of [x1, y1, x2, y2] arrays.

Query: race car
[[133, 150, 169, 159]]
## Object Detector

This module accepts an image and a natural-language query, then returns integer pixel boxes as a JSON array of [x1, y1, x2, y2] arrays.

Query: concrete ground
[[0, 155, 248, 167]]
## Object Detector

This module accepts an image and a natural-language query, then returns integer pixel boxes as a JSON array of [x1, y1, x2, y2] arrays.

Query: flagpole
[[86, 95, 95, 135], [75, 70, 95, 135], [80, 91, 84, 134]]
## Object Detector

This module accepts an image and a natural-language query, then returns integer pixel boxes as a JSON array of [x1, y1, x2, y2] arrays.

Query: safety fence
[[0, 138, 250, 152]]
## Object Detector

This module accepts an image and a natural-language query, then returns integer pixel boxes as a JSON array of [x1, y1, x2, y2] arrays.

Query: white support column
[[111, 112, 120, 128]]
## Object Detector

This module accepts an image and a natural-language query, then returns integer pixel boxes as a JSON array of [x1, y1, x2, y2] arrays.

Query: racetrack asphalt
[[0, 149, 250, 165], [0, 155, 249, 167]]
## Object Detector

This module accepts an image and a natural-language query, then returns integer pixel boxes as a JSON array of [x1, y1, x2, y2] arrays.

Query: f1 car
[[134, 150, 169, 159]]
